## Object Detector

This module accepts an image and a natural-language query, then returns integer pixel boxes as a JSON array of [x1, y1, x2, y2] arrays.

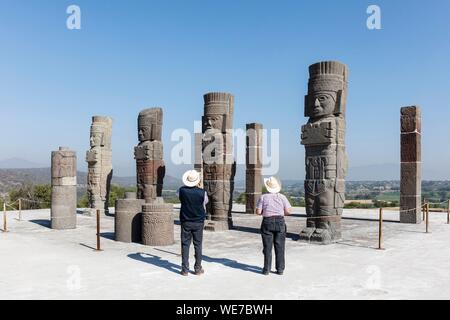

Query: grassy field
[[375, 192, 400, 202]]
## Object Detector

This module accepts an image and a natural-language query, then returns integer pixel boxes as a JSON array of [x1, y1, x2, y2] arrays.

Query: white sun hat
[[264, 176, 282, 194], [182, 170, 201, 187]]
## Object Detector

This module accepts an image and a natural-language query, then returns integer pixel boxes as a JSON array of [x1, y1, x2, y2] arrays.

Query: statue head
[[90, 116, 112, 148], [138, 108, 163, 142], [305, 61, 348, 119], [90, 124, 104, 147], [202, 92, 234, 133]]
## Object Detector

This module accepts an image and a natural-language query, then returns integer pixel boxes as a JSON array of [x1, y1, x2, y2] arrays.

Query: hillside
[[0, 168, 182, 193]]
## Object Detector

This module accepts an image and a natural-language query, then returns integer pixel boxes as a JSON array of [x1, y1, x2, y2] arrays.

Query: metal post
[[3, 202, 7, 232], [447, 199, 450, 225], [96, 209, 102, 251], [378, 207, 384, 250], [422, 200, 426, 221], [19, 198, 22, 221], [426, 203, 430, 233]]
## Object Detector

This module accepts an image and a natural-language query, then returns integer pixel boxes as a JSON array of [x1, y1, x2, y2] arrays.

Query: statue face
[[204, 115, 224, 131], [138, 125, 152, 141], [90, 132, 103, 147], [309, 92, 336, 118]]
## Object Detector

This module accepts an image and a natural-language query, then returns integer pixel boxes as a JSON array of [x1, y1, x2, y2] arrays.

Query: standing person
[[178, 170, 209, 276], [256, 177, 292, 275]]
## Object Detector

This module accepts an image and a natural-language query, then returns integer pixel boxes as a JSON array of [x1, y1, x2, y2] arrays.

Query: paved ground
[[1, 204, 450, 300]]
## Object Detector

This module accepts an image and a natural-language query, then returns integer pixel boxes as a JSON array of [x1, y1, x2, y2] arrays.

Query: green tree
[[235, 192, 246, 204]]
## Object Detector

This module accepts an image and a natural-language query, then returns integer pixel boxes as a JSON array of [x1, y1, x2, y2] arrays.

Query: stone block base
[[298, 216, 342, 245]]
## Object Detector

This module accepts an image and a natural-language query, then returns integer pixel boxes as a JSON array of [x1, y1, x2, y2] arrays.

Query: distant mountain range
[[0, 158, 47, 169], [0, 158, 445, 193], [0, 167, 182, 193]]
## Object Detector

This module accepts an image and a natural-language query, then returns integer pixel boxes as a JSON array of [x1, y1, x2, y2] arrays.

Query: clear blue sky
[[1, 0, 450, 180]]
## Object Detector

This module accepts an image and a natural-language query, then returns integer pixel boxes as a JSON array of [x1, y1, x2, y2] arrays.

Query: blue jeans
[[181, 221, 204, 273], [261, 216, 286, 273]]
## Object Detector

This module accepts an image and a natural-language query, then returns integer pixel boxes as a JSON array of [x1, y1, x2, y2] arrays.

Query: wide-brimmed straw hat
[[264, 176, 282, 194], [182, 170, 201, 187]]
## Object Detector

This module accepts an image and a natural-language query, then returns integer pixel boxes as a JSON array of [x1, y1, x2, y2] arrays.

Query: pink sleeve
[[283, 195, 292, 209], [256, 195, 264, 210]]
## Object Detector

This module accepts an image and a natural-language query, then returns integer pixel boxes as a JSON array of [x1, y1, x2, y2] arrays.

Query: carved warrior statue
[[134, 108, 165, 201], [51, 147, 77, 230], [201, 92, 236, 231], [299, 61, 349, 244], [86, 116, 113, 215]]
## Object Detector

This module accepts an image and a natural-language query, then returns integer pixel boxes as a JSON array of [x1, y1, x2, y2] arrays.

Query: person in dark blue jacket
[[178, 170, 209, 276]]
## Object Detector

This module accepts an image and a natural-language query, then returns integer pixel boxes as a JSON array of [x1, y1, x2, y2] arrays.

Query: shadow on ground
[[202, 255, 262, 274], [129, 249, 263, 275], [100, 232, 115, 240], [29, 219, 51, 229], [128, 252, 181, 275]]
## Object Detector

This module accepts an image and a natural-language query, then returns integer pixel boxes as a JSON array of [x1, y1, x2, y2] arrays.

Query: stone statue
[[201, 92, 236, 231], [86, 116, 113, 215], [246, 123, 263, 214], [299, 61, 349, 244], [51, 147, 77, 230], [134, 108, 165, 201], [400, 106, 422, 224]]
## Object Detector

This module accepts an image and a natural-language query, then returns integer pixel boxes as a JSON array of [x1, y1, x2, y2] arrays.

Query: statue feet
[[298, 227, 315, 242], [310, 228, 332, 245]]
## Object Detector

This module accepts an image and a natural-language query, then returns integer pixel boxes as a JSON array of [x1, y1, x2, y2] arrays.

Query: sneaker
[[181, 271, 189, 276], [277, 271, 284, 275], [195, 268, 205, 276]]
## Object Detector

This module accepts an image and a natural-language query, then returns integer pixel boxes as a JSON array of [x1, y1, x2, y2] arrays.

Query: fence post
[[96, 209, 102, 251], [378, 207, 384, 250], [426, 203, 430, 233], [422, 200, 426, 221], [19, 199, 22, 221], [447, 199, 450, 225], [3, 202, 7, 232]]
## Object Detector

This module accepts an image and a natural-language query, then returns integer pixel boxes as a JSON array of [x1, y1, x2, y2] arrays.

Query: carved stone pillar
[[400, 106, 422, 224], [51, 147, 77, 230], [246, 123, 263, 214]]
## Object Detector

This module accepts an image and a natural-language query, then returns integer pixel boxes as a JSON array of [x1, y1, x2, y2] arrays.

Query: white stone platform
[[1, 205, 450, 300]]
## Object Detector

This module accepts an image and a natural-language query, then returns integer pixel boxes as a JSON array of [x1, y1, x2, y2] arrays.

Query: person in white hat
[[256, 176, 292, 275], [178, 170, 209, 276]]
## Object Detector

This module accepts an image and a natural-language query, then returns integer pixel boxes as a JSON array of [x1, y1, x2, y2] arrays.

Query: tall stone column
[[400, 106, 422, 224], [51, 147, 77, 230], [202, 92, 236, 231], [299, 61, 349, 244], [246, 123, 263, 214], [134, 108, 165, 201], [86, 116, 113, 215]]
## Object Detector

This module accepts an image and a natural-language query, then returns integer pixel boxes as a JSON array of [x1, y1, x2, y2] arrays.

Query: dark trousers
[[261, 216, 286, 273], [181, 221, 204, 273]]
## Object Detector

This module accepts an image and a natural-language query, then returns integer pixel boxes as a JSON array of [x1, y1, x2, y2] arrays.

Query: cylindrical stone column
[[400, 106, 422, 224], [114, 192, 145, 243], [51, 147, 77, 230], [141, 198, 174, 246]]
